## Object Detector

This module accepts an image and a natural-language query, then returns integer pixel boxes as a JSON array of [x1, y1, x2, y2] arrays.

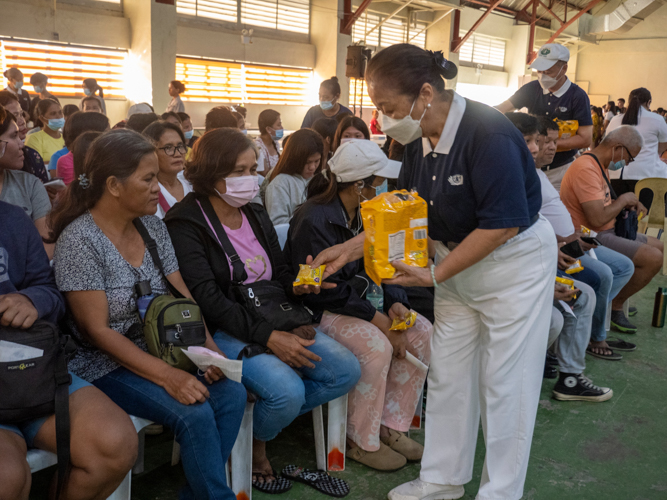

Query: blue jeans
[[580, 246, 634, 342], [214, 330, 361, 442], [94, 367, 246, 500]]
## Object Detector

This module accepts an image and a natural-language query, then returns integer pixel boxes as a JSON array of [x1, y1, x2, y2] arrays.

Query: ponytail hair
[[47, 129, 156, 243], [366, 44, 457, 98], [83, 78, 104, 98], [622, 87, 651, 126]]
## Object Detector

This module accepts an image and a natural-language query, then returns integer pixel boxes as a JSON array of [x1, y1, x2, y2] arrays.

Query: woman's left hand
[[203, 366, 225, 384], [384, 261, 433, 287]]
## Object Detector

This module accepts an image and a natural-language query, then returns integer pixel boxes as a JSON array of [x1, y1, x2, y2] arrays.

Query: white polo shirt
[[536, 169, 575, 236], [607, 107, 667, 180]]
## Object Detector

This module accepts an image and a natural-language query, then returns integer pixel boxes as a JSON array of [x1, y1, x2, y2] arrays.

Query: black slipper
[[606, 337, 637, 351], [252, 469, 292, 494], [586, 345, 622, 361], [282, 465, 350, 498]]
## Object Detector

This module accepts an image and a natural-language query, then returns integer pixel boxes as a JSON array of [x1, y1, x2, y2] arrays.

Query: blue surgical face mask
[[83, 88, 92, 96], [33, 85, 43, 94], [320, 100, 334, 111], [242, 129, 248, 135], [374, 179, 388, 196], [14, 81, 23, 90], [184, 129, 194, 140], [608, 147, 627, 171], [47, 118, 65, 131], [272, 128, 284, 141]]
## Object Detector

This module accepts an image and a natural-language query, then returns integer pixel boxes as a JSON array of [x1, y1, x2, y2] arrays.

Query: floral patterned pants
[[318, 312, 432, 452]]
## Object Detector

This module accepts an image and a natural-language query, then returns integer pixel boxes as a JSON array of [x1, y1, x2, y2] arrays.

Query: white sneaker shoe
[[388, 478, 465, 500]]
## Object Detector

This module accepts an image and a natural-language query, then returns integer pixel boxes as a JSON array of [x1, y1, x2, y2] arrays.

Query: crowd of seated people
[[1, 63, 666, 500]]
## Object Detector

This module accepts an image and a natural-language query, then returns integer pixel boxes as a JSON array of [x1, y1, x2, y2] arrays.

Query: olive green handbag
[[134, 219, 207, 372]]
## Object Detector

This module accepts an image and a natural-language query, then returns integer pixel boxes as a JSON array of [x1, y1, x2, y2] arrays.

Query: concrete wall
[[575, 4, 667, 106]]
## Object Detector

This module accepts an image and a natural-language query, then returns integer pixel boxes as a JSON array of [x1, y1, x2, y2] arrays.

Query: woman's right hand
[[267, 330, 321, 369], [162, 367, 210, 405]]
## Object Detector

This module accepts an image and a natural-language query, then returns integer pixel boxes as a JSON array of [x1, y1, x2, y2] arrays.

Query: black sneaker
[[611, 310, 638, 334], [553, 373, 613, 402], [628, 306, 638, 317]]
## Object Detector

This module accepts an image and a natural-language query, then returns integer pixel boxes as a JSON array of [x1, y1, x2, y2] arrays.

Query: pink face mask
[[216, 175, 259, 207]]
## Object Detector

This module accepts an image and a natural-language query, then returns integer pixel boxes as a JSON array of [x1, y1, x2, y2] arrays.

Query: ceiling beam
[[365, 0, 417, 36], [340, 0, 374, 35], [451, 0, 507, 52], [527, 0, 603, 63], [407, 7, 454, 41]]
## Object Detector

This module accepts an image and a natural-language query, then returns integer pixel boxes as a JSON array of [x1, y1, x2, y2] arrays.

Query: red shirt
[[370, 117, 381, 135]]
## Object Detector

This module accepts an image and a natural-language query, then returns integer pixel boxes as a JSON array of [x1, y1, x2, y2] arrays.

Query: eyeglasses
[[158, 144, 187, 157], [622, 145, 635, 163]]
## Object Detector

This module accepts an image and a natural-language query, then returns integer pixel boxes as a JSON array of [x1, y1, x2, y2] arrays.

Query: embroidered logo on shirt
[[448, 175, 463, 186], [559, 106, 568, 112]]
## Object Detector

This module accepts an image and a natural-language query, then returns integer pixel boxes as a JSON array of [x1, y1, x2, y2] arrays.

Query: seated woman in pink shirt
[[56, 111, 109, 184]]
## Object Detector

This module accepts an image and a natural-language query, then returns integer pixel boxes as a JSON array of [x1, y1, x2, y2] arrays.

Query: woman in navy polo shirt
[[311, 44, 557, 500]]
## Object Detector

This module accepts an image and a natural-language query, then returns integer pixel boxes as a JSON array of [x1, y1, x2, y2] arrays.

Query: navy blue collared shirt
[[509, 79, 592, 168], [399, 95, 542, 244]]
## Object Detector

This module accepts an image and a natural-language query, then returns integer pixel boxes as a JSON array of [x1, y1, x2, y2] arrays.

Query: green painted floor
[[30, 275, 667, 499]]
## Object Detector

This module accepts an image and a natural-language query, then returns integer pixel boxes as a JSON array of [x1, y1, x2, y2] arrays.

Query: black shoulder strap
[[133, 218, 184, 298], [582, 152, 617, 200], [198, 196, 248, 285]]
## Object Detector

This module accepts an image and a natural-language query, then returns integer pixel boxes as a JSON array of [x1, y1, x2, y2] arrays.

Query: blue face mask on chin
[[320, 100, 334, 111], [184, 129, 194, 140], [608, 147, 627, 171], [34, 85, 43, 94], [83, 88, 92, 96], [47, 118, 66, 131], [374, 179, 388, 196]]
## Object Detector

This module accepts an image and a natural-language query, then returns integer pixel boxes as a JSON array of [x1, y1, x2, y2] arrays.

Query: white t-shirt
[[607, 107, 667, 180], [155, 171, 192, 219], [604, 110, 615, 122], [537, 169, 575, 236]]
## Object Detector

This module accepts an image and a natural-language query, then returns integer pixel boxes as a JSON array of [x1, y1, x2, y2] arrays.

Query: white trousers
[[420, 217, 557, 500]]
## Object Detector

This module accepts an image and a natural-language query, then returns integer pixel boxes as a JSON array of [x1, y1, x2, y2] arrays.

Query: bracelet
[[430, 264, 439, 288]]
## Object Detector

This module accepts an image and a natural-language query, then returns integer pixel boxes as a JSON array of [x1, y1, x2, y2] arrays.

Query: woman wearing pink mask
[[164, 128, 360, 495]]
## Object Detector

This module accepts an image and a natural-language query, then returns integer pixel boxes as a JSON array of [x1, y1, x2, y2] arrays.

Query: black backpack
[[0, 320, 76, 497]]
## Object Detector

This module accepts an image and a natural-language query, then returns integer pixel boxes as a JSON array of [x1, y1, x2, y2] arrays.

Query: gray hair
[[602, 125, 644, 151]]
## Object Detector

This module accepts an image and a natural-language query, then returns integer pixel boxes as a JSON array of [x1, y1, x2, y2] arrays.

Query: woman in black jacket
[[164, 128, 360, 493], [284, 140, 433, 472]]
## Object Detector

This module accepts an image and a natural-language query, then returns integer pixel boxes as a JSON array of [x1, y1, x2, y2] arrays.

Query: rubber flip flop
[[606, 338, 637, 352], [282, 465, 350, 498], [586, 346, 623, 361], [252, 469, 292, 494]]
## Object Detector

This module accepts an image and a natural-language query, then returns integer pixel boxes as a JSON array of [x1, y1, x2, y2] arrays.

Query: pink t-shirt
[[223, 212, 273, 284], [56, 152, 75, 185]]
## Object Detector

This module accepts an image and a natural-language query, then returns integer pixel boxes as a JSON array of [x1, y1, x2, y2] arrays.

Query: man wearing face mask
[[561, 125, 664, 333], [497, 44, 593, 191]]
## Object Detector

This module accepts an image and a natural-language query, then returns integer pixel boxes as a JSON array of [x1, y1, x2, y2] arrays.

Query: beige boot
[[381, 429, 424, 461], [346, 442, 407, 471]]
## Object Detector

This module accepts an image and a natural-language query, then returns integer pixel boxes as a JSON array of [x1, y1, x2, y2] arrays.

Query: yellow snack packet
[[565, 259, 584, 274], [390, 310, 418, 331], [293, 264, 325, 287], [555, 276, 577, 299], [361, 190, 429, 285], [554, 119, 579, 140], [580, 226, 590, 235]]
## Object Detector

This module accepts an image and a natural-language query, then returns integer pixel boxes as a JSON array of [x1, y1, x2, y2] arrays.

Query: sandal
[[606, 337, 637, 352], [252, 468, 292, 494], [586, 345, 623, 361], [282, 465, 350, 498]]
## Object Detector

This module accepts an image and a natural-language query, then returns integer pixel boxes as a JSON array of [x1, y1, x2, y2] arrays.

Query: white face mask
[[537, 66, 564, 91], [381, 99, 428, 145], [216, 175, 259, 207]]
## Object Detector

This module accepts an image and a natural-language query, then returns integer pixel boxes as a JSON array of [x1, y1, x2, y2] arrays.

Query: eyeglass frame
[[622, 145, 635, 163], [157, 144, 187, 157]]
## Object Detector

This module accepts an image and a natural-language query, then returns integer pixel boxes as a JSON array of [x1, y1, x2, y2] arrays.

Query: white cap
[[530, 44, 570, 71], [127, 103, 154, 119], [328, 139, 401, 183]]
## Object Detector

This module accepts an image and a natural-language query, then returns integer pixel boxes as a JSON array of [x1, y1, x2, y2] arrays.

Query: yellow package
[[361, 190, 429, 285], [565, 259, 584, 274], [554, 119, 579, 140], [580, 226, 591, 235], [555, 276, 577, 299], [390, 310, 418, 331], [293, 264, 325, 287]]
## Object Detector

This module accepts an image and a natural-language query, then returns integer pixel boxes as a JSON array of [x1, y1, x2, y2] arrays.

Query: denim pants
[[214, 330, 361, 442], [580, 246, 634, 342], [94, 367, 247, 500], [554, 279, 596, 374]]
